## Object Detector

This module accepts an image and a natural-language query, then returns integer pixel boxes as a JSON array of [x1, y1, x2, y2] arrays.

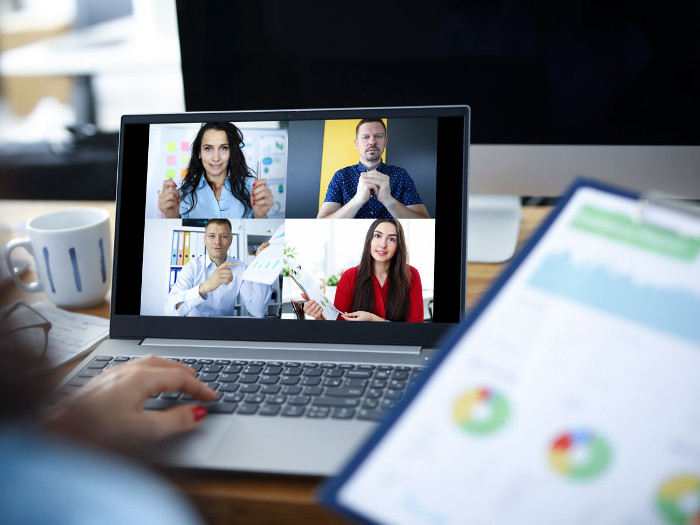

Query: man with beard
[[317, 119, 430, 219]]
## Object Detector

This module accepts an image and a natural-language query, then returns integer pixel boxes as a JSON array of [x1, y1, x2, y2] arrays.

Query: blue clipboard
[[319, 177, 700, 524]]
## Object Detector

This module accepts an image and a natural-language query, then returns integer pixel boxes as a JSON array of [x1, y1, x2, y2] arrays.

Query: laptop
[[57, 105, 470, 476]]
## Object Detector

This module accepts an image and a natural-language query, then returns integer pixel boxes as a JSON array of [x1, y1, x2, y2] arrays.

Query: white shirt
[[165, 255, 271, 317], [179, 173, 254, 219]]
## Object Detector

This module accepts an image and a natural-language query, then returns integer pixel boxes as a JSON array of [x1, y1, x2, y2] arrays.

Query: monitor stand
[[467, 195, 522, 263]]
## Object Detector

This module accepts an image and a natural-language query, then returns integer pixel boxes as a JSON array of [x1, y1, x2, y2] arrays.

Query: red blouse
[[333, 265, 424, 322]]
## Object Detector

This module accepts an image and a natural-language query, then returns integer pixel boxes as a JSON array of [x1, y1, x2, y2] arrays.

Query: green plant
[[326, 273, 340, 286], [282, 242, 297, 277]]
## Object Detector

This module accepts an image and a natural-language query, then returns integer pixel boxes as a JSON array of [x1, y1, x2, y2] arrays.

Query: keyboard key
[[259, 375, 280, 384], [114, 356, 131, 361], [250, 361, 266, 366], [197, 359, 214, 365], [244, 394, 265, 404], [232, 360, 248, 365], [259, 405, 280, 416], [390, 380, 406, 390], [371, 379, 387, 388], [385, 389, 403, 400], [331, 408, 355, 419], [346, 370, 372, 379], [219, 373, 239, 382], [357, 409, 386, 422], [268, 361, 283, 367], [187, 364, 203, 372], [78, 369, 101, 378], [238, 374, 259, 384], [95, 356, 113, 361], [287, 395, 311, 406], [181, 358, 196, 364], [378, 365, 393, 371], [262, 366, 282, 375], [302, 368, 322, 377], [381, 399, 396, 410], [204, 382, 220, 391], [320, 363, 337, 368], [358, 364, 375, 370], [306, 407, 330, 419], [167, 357, 180, 362], [322, 378, 342, 387], [281, 386, 302, 395], [237, 405, 259, 415], [199, 372, 219, 382], [280, 376, 300, 385], [223, 365, 243, 374], [265, 395, 287, 405], [260, 385, 281, 394], [344, 378, 369, 388], [87, 360, 109, 369], [219, 383, 240, 393], [224, 393, 244, 403], [302, 386, 323, 396], [243, 365, 263, 374], [325, 386, 366, 398], [202, 402, 235, 414], [324, 369, 344, 378], [302, 362, 319, 368], [392, 371, 409, 380], [203, 365, 223, 373], [362, 398, 379, 409], [284, 362, 301, 367], [338, 364, 355, 369], [312, 398, 359, 408], [301, 377, 321, 386], [281, 406, 305, 417], [239, 384, 260, 393], [214, 359, 231, 365], [282, 367, 302, 376]]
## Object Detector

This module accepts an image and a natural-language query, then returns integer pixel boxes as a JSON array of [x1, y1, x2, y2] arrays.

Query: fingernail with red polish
[[193, 406, 208, 422]]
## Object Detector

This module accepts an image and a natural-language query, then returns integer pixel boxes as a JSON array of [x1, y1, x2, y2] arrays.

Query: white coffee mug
[[5, 208, 111, 308]]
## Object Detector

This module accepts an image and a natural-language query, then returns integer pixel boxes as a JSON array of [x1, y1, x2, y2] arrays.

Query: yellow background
[[317, 119, 387, 211]]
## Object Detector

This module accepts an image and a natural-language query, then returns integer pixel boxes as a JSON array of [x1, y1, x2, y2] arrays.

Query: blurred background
[[0, 0, 184, 199]]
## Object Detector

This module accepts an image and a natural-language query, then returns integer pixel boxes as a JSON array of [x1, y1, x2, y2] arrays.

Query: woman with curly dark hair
[[158, 122, 274, 219], [303, 218, 424, 322]]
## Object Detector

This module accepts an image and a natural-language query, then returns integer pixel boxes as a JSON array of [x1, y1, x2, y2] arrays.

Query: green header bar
[[571, 205, 700, 261]]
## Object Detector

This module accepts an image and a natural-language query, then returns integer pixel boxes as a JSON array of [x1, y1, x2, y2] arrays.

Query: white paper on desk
[[290, 264, 343, 321], [241, 222, 284, 285], [331, 185, 700, 524], [32, 302, 109, 368]]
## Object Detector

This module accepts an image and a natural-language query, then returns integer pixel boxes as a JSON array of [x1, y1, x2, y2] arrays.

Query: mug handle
[[5, 238, 43, 293]]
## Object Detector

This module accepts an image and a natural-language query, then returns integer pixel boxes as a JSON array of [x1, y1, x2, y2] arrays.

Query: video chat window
[[138, 118, 439, 323]]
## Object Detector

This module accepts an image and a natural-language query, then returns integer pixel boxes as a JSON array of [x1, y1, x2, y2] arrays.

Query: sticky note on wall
[[166, 142, 176, 152]]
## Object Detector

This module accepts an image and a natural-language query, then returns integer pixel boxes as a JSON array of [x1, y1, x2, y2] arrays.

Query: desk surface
[[0, 200, 550, 525]]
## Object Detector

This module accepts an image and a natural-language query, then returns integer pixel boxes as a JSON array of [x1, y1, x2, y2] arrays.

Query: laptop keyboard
[[66, 356, 426, 422]]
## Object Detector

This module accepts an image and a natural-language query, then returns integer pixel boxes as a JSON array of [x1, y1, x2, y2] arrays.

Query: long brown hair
[[351, 219, 411, 321], [180, 122, 254, 217]]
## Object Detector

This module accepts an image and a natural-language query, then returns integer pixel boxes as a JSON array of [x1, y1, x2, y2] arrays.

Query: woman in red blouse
[[303, 218, 423, 322]]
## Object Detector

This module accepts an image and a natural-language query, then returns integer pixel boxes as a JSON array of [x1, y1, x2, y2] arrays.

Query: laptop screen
[[111, 106, 469, 348]]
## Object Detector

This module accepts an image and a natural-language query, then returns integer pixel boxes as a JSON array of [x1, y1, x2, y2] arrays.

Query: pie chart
[[656, 475, 700, 525], [549, 429, 611, 480], [452, 387, 510, 435]]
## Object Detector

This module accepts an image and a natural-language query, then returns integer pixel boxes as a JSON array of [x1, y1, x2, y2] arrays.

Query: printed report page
[[335, 187, 700, 525]]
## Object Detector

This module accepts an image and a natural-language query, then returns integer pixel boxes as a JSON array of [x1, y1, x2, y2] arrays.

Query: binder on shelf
[[177, 230, 184, 266], [183, 231, 190, 266], [171, 230, 178, 266], [320, 178, 700, 525], [168, 267, 177, 292]]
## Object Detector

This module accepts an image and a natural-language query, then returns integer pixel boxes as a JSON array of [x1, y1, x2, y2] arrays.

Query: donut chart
[[549, 429, 611, 480], [656, 475, 700, 525], [452, 387, 510, 435]]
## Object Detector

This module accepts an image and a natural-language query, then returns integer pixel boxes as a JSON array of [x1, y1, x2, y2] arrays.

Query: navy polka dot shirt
[[323, 162, 423, 218]]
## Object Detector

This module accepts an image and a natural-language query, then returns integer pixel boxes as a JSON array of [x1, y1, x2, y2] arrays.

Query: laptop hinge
[[141, 338, 422, 355]]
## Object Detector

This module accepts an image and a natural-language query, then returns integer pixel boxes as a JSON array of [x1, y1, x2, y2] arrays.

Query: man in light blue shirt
[[165, 219, 271, 317]]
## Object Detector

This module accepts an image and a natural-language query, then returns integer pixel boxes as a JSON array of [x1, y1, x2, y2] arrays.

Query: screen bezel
[[111, 106, 470, 347]]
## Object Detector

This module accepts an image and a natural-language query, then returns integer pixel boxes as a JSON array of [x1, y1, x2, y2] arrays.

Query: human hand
[[352, 175, 377, 206], [199, 262, 237, 296], [43, 355, 217, 453], [360, 170, 392, 203], [252, 179, 274, 218], [301, 293, 325, 320], [255, 241, 270, 257], [158, 179, 181, 218], [342, 310, 385, 322]]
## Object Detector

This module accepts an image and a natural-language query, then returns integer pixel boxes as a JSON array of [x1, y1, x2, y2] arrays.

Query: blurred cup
[[5, 208, 111, 308]]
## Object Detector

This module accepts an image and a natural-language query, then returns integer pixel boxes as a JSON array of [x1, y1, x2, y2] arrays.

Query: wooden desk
[[0, 201, 550, 525]]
